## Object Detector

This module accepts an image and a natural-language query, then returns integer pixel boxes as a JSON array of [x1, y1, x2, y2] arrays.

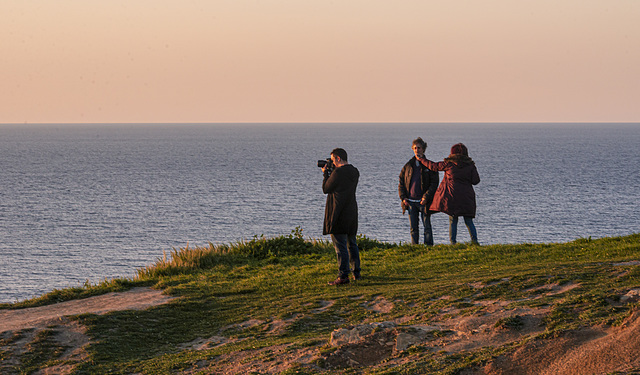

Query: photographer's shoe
[[328, 277, 350, 286]]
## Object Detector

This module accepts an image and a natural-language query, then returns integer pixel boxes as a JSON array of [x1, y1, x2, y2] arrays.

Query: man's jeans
[[407, 201, 433, 245], [449, 216, 478, 244], [330, 234, 361, 279]]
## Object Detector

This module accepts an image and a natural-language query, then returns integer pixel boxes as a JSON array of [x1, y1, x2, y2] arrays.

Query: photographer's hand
[[322, 166, 332, 179]]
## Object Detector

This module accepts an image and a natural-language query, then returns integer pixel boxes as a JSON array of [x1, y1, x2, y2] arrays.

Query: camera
[[317, 158, 334, 173]]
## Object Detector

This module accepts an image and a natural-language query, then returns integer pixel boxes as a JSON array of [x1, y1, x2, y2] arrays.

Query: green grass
[[3, 230, 640, 374]]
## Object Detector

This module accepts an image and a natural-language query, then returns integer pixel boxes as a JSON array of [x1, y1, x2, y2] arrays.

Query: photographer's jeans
[[330, 234, 361, 279], [449, 216, 478, 244], [407, 201, 433, 245]]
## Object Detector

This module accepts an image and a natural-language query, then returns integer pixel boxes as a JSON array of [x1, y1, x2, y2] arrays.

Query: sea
[[1, 123, 639, 303]]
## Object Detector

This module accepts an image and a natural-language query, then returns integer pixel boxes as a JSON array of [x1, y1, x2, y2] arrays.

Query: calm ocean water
[[1, 123, 639, 303]]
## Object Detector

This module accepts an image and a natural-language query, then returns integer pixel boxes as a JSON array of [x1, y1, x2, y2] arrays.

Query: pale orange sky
[[2, 1, 639, 123]]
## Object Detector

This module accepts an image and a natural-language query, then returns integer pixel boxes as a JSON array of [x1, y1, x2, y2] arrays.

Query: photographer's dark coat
[[323, 164, 359, 235], [419, 155, 480, 217]]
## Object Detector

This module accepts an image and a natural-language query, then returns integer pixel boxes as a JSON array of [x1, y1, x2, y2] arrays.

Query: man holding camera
[[399, 137, 439, 245], [321, 148, 360, 286]]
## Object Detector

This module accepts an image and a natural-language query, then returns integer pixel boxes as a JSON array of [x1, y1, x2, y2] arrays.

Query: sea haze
[[0, 123, 638, 303]]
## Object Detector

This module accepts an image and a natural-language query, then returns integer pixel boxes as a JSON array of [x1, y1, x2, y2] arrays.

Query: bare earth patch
[[365, 296, 394, 313]]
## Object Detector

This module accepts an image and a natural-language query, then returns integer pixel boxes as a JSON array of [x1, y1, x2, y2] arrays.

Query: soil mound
[[479, 310, 640, 374]]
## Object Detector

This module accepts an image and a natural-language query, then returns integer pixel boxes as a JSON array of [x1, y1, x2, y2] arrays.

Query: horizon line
[[2, 121, 639, 126]]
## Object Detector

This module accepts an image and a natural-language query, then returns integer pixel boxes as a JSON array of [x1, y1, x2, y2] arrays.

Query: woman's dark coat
[[419, 155, 480, 217], [323, 164, 359, 235]]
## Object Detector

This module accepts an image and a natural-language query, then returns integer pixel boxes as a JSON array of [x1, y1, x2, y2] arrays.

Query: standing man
[[398, 137, 439, 245], [322, 148, 360, 286]]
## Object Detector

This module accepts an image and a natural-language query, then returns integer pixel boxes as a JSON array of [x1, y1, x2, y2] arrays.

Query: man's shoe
[[328, 277, 350, 286], [353, 274, 362, 281]]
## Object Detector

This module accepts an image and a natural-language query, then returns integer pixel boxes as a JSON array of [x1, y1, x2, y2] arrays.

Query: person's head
[[330, 148, 348, 167], [412, 137, 427, 158], [450, 143, 469, 156]]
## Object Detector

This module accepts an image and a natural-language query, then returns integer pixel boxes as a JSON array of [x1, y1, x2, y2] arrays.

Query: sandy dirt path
[[0, 287, 175, 332]]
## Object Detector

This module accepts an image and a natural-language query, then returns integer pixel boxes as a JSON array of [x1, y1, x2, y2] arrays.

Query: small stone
[[621, 289, 640, 303]]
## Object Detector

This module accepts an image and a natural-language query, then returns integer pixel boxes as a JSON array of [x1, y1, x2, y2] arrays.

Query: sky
[[1, 1, 639, 124]]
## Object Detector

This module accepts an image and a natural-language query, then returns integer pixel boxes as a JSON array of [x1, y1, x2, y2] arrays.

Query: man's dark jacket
[[323, 164, 359, 235], [398, 156, 439, 207]]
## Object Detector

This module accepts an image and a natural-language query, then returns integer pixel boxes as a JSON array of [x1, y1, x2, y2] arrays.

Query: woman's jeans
[[407, 201, 433, 245], [449, 216, 478, 244], [330, 234, 361, 279]]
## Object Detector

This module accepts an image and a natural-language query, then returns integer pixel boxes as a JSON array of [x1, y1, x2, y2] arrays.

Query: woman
[[418, 143, 480, 244]]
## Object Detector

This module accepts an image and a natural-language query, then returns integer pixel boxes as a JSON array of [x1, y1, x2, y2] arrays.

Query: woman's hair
[[412, 137, 427, 149], [450, 143, 468, 156]]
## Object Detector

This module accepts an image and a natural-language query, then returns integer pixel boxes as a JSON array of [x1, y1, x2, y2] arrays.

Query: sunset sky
[[2, 1, 638, 124]]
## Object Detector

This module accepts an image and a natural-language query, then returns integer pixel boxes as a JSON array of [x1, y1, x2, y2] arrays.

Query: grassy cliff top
[[2, 231, 640, 374]]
